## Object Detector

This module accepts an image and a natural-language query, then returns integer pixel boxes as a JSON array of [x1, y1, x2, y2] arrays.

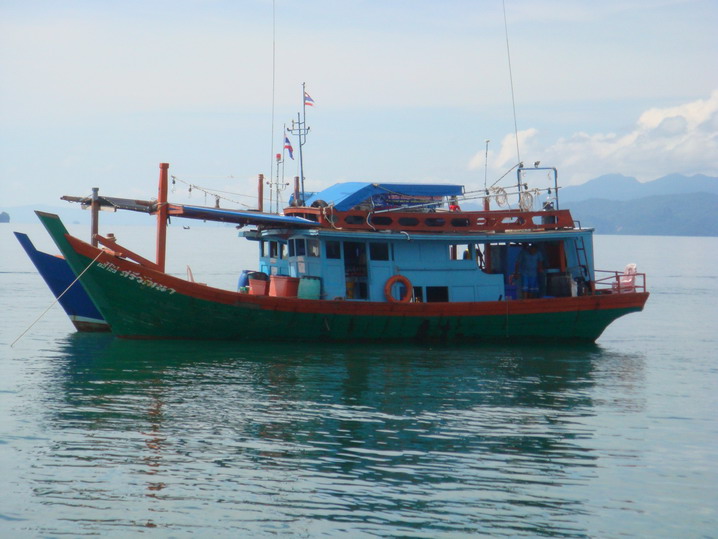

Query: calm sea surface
[[1, 222, 716, 537]]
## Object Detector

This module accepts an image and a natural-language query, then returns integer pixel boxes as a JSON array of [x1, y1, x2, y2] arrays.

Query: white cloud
[[471, 91, 718, 184]]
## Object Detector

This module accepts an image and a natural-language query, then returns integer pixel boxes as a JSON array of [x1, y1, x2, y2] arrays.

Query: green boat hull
[[38, 212, 648, 342]]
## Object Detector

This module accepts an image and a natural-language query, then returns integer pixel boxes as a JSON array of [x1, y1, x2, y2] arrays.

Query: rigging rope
[[11, 250, 104, 348]]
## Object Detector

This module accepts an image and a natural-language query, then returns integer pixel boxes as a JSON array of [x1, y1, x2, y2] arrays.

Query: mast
[[269, 123, 290, 213], [287, 82, 310, 204], [156, 163, 169, 273]]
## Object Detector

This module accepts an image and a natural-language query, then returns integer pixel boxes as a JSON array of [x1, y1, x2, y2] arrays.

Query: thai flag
[[284, 135, 294, 159], [304, 91, 315, 107]]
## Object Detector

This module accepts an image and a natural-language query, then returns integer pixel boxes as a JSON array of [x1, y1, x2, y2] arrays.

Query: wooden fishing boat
[[14, 231, 109, 332], [35, 163, 648, 342]]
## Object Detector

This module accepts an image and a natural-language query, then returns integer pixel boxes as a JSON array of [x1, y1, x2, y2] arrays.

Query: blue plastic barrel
[[237, 269, 251, 290]]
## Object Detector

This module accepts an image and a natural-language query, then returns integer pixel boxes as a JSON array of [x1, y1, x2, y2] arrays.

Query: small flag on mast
[[284, 135, 294, 159], [304, 91, 315, 107]]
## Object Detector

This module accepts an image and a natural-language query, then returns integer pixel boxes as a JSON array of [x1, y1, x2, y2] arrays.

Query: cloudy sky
[[1, 0, 716, 208]]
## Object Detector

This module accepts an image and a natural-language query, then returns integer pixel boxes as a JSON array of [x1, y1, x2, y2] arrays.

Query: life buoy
[[384, 275, 413, 303]]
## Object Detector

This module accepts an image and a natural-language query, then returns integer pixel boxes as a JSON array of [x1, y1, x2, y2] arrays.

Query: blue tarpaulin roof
[[303, 182, 464, 211]]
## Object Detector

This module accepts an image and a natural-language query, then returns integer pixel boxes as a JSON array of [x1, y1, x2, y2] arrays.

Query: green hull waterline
[[39, 213, 641, 342]]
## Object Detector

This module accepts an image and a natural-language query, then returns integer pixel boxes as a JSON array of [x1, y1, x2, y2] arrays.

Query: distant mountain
[[567, 193, 718, 236], [560, 173, 718, 203], [553, 173, 718, 236]]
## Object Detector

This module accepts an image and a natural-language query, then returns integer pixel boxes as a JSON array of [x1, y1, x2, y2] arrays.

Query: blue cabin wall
[[392, 241, 504, 302], [254, 228, 596, 302]]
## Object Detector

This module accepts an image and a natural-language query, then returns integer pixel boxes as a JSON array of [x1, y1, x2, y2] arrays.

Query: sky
[[1, 0, 717, 210]]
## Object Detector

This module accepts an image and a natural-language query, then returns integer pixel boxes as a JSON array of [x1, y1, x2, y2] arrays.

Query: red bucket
[[269, 275, 300, 297], [248, 278, 269, 296]]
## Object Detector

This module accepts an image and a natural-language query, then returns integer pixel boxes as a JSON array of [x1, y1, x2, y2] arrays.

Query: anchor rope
[[11, 250, 105, 348]]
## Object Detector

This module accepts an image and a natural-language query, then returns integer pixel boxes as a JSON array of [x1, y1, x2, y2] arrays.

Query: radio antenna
[[502, 0, 521, 166], [269, 0, 277, 190], [484, 139, 490, 191]]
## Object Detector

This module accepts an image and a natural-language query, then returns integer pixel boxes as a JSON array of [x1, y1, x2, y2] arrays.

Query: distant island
[[0, 211, 9, 223]]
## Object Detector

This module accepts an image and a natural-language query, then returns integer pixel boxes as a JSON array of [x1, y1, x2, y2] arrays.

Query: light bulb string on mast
[[170, 176, 256, 209]]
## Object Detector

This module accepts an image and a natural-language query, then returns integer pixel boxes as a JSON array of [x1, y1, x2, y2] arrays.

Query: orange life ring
[[384, 275, 413, 303]]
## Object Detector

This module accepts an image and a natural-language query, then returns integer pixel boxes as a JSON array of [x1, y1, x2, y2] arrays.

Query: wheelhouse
[[248, 227, 596, 303]]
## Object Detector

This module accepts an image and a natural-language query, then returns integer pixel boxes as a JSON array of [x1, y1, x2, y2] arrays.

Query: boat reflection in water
[[27, 334, 646, 536]]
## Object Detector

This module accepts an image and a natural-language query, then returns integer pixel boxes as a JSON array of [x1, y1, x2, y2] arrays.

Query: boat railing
[[284, 206, 575, 233], [594, 269, 647, 294]]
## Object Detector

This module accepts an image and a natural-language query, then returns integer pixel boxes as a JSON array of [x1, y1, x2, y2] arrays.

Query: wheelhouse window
[[448, 243, 471, 260], [307, 239, 320, 257], [289, 238, 306, 257], [326, 241, 341, 259], [269, 241, 284, 259], [369, 243, 390, 261], [426, 286, 449, 302]]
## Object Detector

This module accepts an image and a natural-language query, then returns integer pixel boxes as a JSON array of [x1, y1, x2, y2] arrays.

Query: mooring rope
[[10, 250, 105, 348]]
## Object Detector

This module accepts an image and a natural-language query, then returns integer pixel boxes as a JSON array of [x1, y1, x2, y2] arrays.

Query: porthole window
[[344, 215, 365, 225], [372, 216, 392, 226], [398, 217, 419, 226]]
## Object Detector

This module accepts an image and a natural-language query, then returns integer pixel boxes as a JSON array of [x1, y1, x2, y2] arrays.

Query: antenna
[[269, 0, 277, 187], [287, 82, 311, 204], [483, 139, 490, 191], [268, 123, 290, 213], [502, 0, 521, 166]]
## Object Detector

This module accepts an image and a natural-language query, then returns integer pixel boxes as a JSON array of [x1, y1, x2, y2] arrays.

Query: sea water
[[1, 223, 716, 537]]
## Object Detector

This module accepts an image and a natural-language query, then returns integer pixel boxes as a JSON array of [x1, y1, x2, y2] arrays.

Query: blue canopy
[[303, 182, 464, 211]]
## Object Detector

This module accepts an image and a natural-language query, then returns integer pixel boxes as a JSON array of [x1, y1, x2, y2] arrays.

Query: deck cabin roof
[[303, 182, 464, 211], [255, 226, 593, 243]]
